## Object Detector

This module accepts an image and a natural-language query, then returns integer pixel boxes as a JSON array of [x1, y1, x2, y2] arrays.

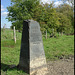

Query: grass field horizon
[[1, 29, 74, 75]]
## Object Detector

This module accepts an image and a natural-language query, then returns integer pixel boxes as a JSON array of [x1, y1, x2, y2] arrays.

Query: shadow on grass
[[1, 63, 29, 74]]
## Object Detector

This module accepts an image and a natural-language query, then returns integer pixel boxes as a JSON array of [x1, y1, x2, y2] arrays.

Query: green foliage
[[56, 4, 74, 34], [7, 0, 74, 35], [7, 0, 40, 31]]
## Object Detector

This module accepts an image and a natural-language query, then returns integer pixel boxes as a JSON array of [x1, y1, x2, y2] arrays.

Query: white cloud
[[1, 5, 8, 16], [1, 5, 6, 11], [1, 12, 9, 16], [65, 1, 72, 6], [41, 0, 72, 7], [41, 0, 63, 7], [41, 0, 54, 4], [54, 1, 63, 7]]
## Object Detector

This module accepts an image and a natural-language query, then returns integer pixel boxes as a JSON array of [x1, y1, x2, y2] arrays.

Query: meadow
[[1, 29, 74, 75]]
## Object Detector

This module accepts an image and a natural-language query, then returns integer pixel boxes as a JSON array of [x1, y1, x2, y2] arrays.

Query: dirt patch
[[30, 57, 74, 75], [47, 58, 74, 75]]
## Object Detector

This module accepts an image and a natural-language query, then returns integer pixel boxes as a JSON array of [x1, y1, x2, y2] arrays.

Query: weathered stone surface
[[18, 20, 48, 75], [29, 20, 48, 75]]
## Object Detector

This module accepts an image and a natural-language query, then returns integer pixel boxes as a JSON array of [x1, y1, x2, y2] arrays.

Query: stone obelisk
[[18, 20, 48, 75]]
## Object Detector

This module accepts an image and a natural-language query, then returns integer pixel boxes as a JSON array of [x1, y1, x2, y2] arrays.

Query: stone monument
[[18, 20, 48, 75]]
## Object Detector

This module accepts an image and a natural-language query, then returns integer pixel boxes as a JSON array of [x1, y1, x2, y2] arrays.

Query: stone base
[[30, 56, 48, 75], [30, 67, 48, 75]]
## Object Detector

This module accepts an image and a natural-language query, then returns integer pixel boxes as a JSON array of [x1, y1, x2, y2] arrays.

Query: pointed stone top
[[24, 19, 37, 22]]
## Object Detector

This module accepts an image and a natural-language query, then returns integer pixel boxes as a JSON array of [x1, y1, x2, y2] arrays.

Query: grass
[[43, 35, 74, 60], [1, 29, 74, 75], [1, 29, 28, 75]]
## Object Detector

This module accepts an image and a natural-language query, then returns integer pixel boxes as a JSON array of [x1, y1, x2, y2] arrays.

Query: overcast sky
[[1, 0, 71, 28]]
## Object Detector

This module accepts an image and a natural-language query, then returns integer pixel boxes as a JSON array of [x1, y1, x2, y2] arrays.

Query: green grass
[[1, 29, 22, 40], [43, 35, 74, 60], [1, 29, 74, 75], [1, 29, 29, 75]]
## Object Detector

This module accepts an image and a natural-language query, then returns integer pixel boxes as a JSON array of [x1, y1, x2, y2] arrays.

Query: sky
[[1, 0, 12, 28], [1, 0, 71, 28]]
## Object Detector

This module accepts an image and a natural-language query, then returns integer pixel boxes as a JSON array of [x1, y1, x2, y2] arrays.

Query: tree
[[56, 4, 74, 34], [57, 13, 71, 34], [43, 3, 60, 34], [7, 0, 74, 35], [61, 0, 74, 7], [7, 0, 40, 31]]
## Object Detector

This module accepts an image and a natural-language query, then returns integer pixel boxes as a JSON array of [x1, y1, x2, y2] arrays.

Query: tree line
[[7, 0, 74, 35]]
